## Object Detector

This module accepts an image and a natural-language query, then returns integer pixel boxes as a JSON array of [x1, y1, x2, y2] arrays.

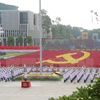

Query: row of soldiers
[[63, 67, 100, 83], [0, 65, 32, 82]]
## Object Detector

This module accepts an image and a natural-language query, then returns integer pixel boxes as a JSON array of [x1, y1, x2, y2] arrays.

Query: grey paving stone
[[0, 81, 89, 100]]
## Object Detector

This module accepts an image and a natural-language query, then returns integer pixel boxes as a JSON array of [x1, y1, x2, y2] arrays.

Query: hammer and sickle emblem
[[36, 51, 90, 64]]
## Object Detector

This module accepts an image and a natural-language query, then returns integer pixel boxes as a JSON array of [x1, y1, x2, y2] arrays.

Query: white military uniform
[[23, 64, 27, 81]]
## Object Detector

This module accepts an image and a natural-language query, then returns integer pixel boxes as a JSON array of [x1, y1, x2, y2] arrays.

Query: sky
[[0, 0, 100, 30]]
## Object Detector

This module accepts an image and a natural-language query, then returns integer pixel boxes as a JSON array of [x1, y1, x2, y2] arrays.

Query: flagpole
[[39, 0, 42, 74], [91, 10, 93, 23]]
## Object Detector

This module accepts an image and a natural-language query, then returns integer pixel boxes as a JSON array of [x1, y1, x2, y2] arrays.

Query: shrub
[[48, 77, 100, 100]]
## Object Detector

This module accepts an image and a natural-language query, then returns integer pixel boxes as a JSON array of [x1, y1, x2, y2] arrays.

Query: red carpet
[[0, 50, 100, 67]]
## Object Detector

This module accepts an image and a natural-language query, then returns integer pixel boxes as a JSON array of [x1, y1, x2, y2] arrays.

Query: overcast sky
[[0, 0, 100, 30]]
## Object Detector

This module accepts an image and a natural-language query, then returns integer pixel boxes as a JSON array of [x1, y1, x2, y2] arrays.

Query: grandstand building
[[0, 3, 41, 46]]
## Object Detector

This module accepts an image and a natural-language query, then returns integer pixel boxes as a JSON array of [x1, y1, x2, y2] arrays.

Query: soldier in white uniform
[[23, 64, 27, 81], [11, 69, 14, 81]]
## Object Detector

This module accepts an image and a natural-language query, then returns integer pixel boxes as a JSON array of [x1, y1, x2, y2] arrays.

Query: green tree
[[8, 36, 14, 46], [41, 9, 47, 16], [26, 36, 32, 46], [51, 25, 58, 38], [52, 17, 61, 24], [17, 35, 23, 46], [51, 24, 70, 39], [41, 9, 51, 34]]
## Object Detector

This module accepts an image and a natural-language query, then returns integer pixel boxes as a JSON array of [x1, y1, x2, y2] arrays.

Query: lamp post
[[39, 0, 42, 74]]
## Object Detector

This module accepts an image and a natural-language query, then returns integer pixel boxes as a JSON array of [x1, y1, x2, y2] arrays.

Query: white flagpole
[[39, 0, 42, 74], [91, 10, 93, 23]]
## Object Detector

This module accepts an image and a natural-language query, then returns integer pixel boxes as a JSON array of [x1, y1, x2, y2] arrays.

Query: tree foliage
[[26, 36, 32, 46], [52, 17, 61, 24], [51, 24, 70, 39], [41, 9, 51, 34], [8, 36, 14, 46], [17, 35, 23, 46]]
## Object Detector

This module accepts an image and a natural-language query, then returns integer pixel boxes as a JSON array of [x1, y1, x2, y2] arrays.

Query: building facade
[[0, 10, 40, 46], [0, 3, 18, 10]]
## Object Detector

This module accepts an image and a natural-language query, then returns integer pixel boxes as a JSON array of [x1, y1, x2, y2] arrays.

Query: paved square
[[0, 81, 89, 100]]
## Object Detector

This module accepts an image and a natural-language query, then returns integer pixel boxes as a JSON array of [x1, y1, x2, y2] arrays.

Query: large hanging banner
[[82, 32, 88, 39]]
